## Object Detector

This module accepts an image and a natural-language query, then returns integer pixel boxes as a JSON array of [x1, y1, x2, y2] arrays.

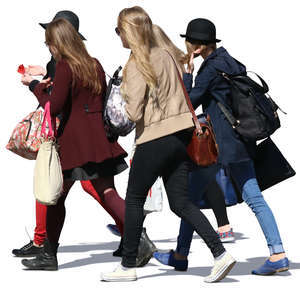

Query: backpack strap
[[218, 69, 269, 94], [212, 71, 241, 129], [216, 101, 240, 129]]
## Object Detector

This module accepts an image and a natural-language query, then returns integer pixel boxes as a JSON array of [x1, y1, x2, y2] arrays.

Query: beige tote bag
[[34, 102, 63, 205]]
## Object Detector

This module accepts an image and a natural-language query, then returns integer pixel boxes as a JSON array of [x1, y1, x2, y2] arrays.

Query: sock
[[121, 264, 135, 271]]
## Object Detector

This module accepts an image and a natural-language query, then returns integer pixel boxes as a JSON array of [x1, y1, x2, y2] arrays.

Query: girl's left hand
[[21, 74, 34, 86]]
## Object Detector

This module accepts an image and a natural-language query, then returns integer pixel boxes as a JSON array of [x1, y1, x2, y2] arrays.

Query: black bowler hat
[[39, 10, 86, 40], [180, 18, 221, 43]]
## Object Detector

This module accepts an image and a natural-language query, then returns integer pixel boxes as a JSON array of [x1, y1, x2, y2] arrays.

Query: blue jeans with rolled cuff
[[176, 160, 285, 257]]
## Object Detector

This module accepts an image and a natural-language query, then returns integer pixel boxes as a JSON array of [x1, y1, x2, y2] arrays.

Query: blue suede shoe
[[106, 224, 121, 237], [153, 250, 188, 271], [252, 257, 289, 275]]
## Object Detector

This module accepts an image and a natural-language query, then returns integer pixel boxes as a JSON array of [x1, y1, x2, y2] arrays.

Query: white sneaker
[[204, 252, 236, 283], [101, 264, 137, 282]]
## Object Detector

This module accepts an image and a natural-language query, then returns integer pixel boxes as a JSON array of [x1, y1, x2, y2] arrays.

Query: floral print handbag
[[6, 106, 60, 160], [103, 66, 135, 139]]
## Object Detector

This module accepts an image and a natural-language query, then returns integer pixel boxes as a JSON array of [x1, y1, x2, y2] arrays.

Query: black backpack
[[216, 71, 285, 141]]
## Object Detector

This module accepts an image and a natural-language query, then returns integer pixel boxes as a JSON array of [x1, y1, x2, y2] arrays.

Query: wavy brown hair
[[118, 6, 158, 95], [45, 18, 101, 94]]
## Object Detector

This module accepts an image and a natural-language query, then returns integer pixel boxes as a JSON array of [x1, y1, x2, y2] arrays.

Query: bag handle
[[41, 101, 56, 138], [247, 71, 269, 93], [218, 70, 269, 94], [164, 50, 203, 135], [230, 58, 269, 93]]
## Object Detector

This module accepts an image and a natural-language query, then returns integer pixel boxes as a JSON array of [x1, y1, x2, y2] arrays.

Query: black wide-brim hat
[[39, 10, 86, 40], [180, 18, 221, 43]]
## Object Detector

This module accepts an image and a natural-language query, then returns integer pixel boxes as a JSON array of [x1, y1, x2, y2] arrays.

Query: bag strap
[[216, 101, 240, 129], [218, 70, 269, 94], [103, 66, 123, 111], [230, 57, 269, 92], [41, 101, 56, 138], [164, 50, 203, 135], [213, 71, 241, 129]]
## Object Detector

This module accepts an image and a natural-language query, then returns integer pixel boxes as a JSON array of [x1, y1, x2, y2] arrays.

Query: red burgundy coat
[[33, 59, 127, 171]]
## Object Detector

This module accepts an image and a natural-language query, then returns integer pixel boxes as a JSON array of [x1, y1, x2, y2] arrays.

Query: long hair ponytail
[[118, 6, 158, 98]]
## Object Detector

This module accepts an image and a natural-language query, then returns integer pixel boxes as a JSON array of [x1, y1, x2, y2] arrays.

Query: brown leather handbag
[[186, 114, 218, 166], [167, 51, 219, 166]]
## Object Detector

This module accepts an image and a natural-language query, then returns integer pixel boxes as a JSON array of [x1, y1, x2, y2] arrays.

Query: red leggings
[[34, 179, 125, 245]]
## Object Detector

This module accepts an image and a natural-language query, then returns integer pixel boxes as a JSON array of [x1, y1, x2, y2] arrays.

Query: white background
[[0, 0, 299, 299]]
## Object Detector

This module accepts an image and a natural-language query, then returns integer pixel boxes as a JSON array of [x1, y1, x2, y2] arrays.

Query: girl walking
[[101, 6, 236, 283], [20, 18, 128, 270], [154, 18, 289, 276]]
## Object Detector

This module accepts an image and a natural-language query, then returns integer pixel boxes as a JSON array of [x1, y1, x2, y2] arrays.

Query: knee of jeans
[[244, 195, 265, 214], [169, 201, 188, 217], [242, 179, 267, 213], [125, 190, 147, 208]]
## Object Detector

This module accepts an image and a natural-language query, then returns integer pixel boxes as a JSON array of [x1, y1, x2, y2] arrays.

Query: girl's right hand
[[26, 65, 47, 76], [187, 52, 195, 74], [40, 77, 53, 88]]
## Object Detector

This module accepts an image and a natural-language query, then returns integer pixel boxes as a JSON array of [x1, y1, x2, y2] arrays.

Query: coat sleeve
[[124, 60, 147, 122], [183, 65, 216, 110], [33, 60, 72, 117], [29, 57, 56, 93]]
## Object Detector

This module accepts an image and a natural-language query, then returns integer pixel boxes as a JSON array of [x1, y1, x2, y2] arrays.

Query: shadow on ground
[[152, 232, 248, 244], [58, 231, 247, 255], [139, 257, 298, 281], [57, 239, 300, 282]]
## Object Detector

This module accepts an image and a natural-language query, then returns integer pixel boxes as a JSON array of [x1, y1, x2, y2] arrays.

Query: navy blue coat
[[183, 47, 255, 167], [184, 47, 260, 207]]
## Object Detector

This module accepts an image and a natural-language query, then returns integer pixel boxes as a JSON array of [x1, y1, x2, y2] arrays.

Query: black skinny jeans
[[205, 180, 230, 227], [121, 131, 225, 267]]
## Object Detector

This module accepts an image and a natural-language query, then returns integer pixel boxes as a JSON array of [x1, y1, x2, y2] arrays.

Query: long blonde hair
[[46, 18, 101, 95], [152, 24, 188, 72], [118, 6, 158, 96]]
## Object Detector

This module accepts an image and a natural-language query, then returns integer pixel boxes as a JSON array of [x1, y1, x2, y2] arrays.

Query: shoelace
[[20, 241, 33, 251], [25, 226, 33, 241], [113, 264, 122, 272]]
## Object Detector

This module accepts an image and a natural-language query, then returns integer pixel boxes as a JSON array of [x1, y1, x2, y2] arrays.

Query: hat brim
[[39, 22, 86, 40], [180, 34, 221, 43]]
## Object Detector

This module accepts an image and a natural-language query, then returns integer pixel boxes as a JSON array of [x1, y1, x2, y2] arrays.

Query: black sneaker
[[12, 241, 44, 257], [21, 239, 58, 271], [21, 252, 58, 271]]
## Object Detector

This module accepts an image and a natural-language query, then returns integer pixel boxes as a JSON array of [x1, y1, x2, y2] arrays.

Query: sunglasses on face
[[115, 27, 120, 36]]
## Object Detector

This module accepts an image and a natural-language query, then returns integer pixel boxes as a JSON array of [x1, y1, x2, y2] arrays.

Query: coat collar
[[198, 47, 227, 73]]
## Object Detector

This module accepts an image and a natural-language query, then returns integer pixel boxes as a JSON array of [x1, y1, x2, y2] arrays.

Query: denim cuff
[[175, 246, 190, 257], [269, 244, 285, 255], [121, 256, 137, 268]]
